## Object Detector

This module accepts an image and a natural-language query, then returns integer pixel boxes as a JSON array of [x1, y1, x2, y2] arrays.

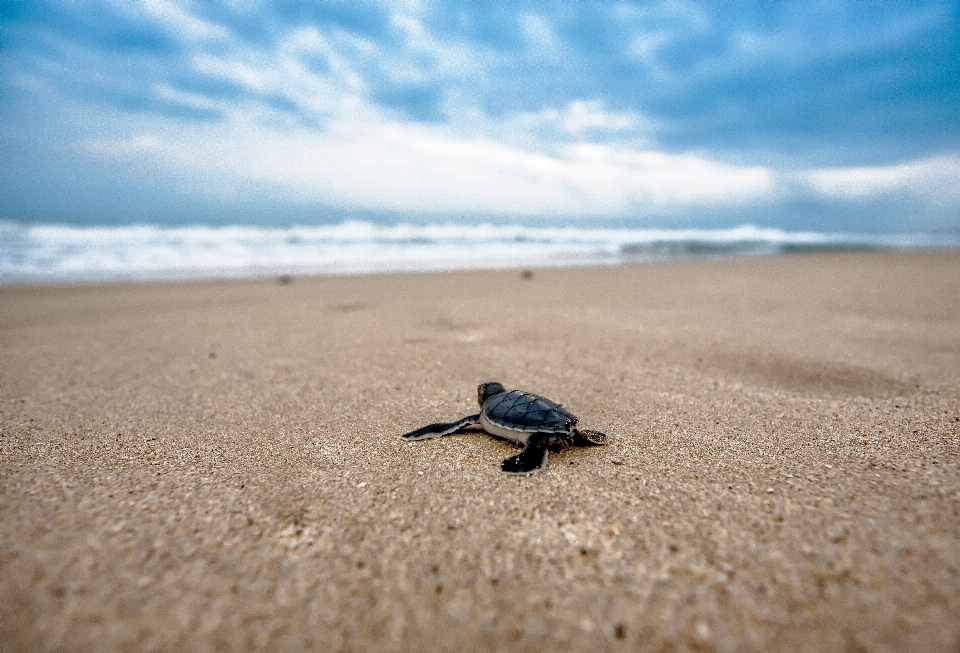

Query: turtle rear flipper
[[573, 428, 607, 446], [401, 414, 480, 440], [501, 433, 551, 475]]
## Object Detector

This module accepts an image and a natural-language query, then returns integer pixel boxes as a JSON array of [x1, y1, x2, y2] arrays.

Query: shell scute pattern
[[486, 390, 575, 432]]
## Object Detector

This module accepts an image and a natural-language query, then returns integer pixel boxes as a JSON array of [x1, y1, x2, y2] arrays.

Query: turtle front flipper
[[501, 433, 551, 475], [401, 414, 480, 440], [572, 428, 607, 446]]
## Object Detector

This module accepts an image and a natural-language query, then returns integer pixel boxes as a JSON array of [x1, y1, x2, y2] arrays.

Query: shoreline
[[3, 249, 959, 652], [4, 244, 959, 289], [4, 216, 958, 287]]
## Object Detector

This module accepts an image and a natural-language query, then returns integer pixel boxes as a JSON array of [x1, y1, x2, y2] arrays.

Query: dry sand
[[2, 250, 959, 652]]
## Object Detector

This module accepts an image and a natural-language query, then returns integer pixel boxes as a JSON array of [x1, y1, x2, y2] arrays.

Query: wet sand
[[2, 250, 959, 652]]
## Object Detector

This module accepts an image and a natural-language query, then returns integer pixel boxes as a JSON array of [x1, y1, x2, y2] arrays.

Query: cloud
[[546, 100, 642, 135], [140, 0, 231, 42], [2, 0, 959, 230], [520, 12, 562, 59], [11, 1, 957, 155], [803, 156, 960, 205], [75, 112, 776, 217], [77, 133, 165, 159]]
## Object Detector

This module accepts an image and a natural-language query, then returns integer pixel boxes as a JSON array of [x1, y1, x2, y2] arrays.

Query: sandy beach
[[2, 250, 959, 652]]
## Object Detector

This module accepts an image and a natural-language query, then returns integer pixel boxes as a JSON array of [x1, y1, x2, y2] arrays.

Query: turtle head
[[477, 382, 505, 406]]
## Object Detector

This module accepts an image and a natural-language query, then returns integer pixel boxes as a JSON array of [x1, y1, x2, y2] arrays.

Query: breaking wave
[[1, 220, 955, 284]]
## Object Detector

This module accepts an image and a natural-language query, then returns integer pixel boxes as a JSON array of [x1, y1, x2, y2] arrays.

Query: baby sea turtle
[[401, 382, 607, 475]]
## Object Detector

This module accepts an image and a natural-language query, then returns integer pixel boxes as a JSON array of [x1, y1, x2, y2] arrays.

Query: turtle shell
[[482, 390, 577, 432]]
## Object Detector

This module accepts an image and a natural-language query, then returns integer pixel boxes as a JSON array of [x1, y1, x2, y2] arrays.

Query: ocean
[[1, 220, 956, 285]]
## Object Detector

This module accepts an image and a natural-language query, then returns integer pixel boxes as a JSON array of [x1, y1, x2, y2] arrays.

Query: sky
[[1, 0, 959, 232]]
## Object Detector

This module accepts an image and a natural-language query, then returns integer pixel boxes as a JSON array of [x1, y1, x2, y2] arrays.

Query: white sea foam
[[0, 220, 954, 284]]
